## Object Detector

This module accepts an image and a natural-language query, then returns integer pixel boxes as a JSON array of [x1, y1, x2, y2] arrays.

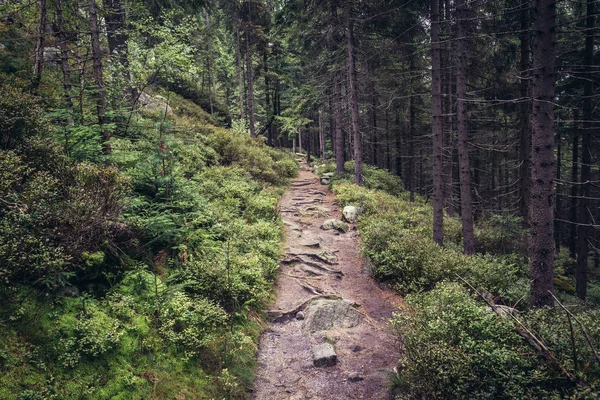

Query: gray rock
[[347, 372, 364, 382], [138, 92, 173, 115], [304, 299, 363, 332], [320, 178, 330, 185], [312, 342, 337, 367], [322, 172, 335, 178], [320, 219, 349, 233], [296, 311, 305, 320], [342, 205, 361, 223]]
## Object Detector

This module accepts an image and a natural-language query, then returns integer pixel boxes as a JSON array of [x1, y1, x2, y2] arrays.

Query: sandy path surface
[[252, 162, 402, 400]]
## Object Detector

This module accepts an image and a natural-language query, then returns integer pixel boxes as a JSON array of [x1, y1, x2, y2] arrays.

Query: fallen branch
[[454, 273, 578, 384], [549, 291, 600, 368]]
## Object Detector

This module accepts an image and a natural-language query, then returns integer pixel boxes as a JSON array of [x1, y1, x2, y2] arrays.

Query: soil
[[252, 161, 403, 400]]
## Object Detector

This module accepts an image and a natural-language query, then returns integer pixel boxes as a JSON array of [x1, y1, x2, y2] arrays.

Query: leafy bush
[[158, 291, 228, 361], [392, 283, 557, 399], [314, 160, 404, 196], [0, 85, 47, 150], [331, 183, 525, 298], [57, 302, 125, 368]]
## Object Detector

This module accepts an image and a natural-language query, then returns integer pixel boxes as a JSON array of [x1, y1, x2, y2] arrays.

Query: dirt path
[[253, 162, 402, 400]]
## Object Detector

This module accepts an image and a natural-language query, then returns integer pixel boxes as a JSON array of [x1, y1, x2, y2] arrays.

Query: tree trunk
[[529, 0, 556, 308], [455, 0, 475, 254], [576, 0, 594, 300], [519, 0, 532, 227], [105, 0, 128, 69], [346, 8, 363, 186], [54, 0, 73, 119], [443, 0, 454, 216], [570, 115, 579, 259], [408, 60, 416, 203], [335, 75, 345, 173], [234, 6, 245, 121], [88, 0, 110, 153], [32, 0, 47, 93], [319, 110, 325, 158], [245, 24, 256, 137], [431, 0, 444, 246], [264, 51, 272, 145], [555, 130, 561, 252]]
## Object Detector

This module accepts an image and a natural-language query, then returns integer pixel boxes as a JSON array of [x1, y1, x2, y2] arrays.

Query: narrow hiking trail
[[253, 162, 403, 400]]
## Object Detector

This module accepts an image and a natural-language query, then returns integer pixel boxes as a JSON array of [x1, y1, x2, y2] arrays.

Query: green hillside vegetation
[[314, 162, 600, 399], [0, 84, 297, 399]]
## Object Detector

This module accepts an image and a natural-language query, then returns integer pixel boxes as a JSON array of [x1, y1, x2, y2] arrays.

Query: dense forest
[[0, 0, 599, 398]]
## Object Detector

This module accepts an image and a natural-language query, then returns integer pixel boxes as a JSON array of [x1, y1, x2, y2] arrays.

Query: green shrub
[[0, 85, 47, 150], [158, 291, 227, 361], [57, 302, 125, 368], [392, 282, 559, 399]]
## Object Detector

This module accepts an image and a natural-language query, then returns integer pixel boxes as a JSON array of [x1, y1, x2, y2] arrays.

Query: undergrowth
[[0, 84, 298, 399]]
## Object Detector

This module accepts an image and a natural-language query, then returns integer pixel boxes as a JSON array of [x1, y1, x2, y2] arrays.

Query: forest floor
[[253, 161, 403, 400]]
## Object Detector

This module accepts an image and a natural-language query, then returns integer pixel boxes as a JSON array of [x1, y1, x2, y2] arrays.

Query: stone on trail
[[320, 177, 330, 185], [347, 372, 364, 382], [342, 205, 361, 223], [299, 240, 320, 248], [322, 172, 335, 178], [304, 299, 362, 332], [320, 219, 349, 233], [311, 342, 337, 367]]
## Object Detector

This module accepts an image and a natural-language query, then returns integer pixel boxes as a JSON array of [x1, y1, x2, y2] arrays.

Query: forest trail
[[253, 161, 402, 400]]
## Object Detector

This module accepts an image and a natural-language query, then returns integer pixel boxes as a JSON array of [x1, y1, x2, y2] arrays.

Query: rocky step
[[312, 343, 337, 367]]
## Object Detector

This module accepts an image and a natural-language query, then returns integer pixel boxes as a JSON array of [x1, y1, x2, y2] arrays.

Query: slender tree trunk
[[386, 108, 391, 171], [519, 0, 532, 227], [576, 0, 594, 300], [105, 0, 136, 107], [245, 24, 256, 137], [105, 0, 128, 69], [54, 0, 73, 119], [264, 52, 272, 145], [335, 75, 345, 173], [455, 0, 475, 254], [530, 0, 556, 308], [367, 60, 377, 165], [443, 0, 454, 216], [346, 8, 363, 186], [234, 7, 245, 121], [555, 130, 562, 252], [431, 0, 444, 246], [32, 0, 47, 93], [408, 59, 416, 203], [319, 110, 325, 158], [570, 117, 579, 258], [88, 0, 110, 153], [395, 112, 402, 177]]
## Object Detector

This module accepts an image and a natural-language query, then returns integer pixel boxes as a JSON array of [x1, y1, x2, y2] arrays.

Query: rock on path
[[253, 162, 402, 400]]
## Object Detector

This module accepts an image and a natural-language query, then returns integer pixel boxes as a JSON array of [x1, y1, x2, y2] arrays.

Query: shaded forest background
[[0, 0, 599, 398]]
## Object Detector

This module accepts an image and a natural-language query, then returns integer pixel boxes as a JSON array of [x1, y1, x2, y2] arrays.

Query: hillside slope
[[0, 85, 297, 399]]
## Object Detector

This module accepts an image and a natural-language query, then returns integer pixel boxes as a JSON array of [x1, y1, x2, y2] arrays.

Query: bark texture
[[530, 0, 556, 308], [346, 8, 363, 186], [334, 75, 345, 174], [519, 0, 532, 227], [576, 0, 594, 300], [32, 0, 47, 92], [431, 0, 444, 246], [88, 0, 110, 153], [455, 0, 475, 254]]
